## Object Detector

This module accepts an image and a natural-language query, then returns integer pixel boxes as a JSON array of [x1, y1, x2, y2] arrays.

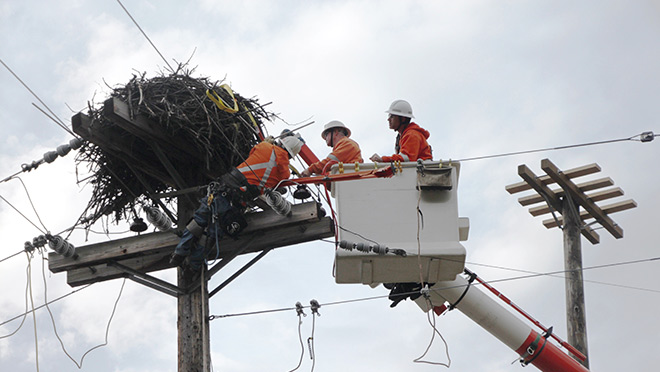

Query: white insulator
[[370, 244, 389, 255], [43, 150, 58, 163], [69, 137, 84, 150], [143, 205, 172, 231], [265, 190, 292, 216], [355, 242, 369, 253], [338, 240, 352, 250], [56, 144, 71, 157], [47, 235, 76, 257]]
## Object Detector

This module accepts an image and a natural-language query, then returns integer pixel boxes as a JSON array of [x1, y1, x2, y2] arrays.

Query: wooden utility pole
[[506, 159, 637, 368], [562, 196, 588, 362]]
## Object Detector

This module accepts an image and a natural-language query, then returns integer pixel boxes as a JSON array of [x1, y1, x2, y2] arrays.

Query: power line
[[0, 250, 24, 264], [0, 58, 74, 137], [454, 131, 656, 163], [0, 194, 47, 234], [115, 0, 174, 72], [0, 284, 93, 328], [208, 255, 660, 320]]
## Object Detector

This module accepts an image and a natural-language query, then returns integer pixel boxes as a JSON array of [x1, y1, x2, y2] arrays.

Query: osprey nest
[[75, 68, 271, 226]]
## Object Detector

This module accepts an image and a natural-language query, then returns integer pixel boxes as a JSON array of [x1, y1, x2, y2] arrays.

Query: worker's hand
[[370, 153, 383, 162], [300, 169, 311, 177]]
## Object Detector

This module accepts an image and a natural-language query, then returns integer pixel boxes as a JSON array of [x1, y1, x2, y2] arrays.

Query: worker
[[300, 120, 363, 177], [369, 100, 432, 163], [169, 132, 304, 271]]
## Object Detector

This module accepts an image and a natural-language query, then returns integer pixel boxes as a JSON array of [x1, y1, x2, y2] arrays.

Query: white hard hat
[[385, 99, 414, 119], [321, 120, 352, 139], [280, 134, 304, 158]]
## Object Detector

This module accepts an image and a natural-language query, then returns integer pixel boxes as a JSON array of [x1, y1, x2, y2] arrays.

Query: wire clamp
[[641, 131, 655, 142], [310, 299, 321, 316], [295, 302, 307, 317]]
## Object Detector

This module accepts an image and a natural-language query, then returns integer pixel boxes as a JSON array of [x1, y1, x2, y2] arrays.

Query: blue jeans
[[174, 194, 233, 270]]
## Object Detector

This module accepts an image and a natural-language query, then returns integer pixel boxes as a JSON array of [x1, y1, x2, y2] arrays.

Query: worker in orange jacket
[[170, 133, 303, 271], [300, 120, 363, 177], [369, 100, 432, 163]]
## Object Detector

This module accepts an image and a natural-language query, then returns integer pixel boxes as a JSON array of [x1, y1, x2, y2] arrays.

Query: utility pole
[[506, 159, 637, 368], [562, 196, 588, 363]]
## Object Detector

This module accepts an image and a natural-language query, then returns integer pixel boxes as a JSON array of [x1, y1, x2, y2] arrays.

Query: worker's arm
[[381, 131, 428, 162]]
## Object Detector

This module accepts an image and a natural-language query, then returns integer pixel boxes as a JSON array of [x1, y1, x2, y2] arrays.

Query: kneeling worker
[[170, 133, 304, 271], [300, 120, 363, 177]]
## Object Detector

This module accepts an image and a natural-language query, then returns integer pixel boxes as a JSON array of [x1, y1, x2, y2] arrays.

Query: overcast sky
[[2, 1, 660, 371]]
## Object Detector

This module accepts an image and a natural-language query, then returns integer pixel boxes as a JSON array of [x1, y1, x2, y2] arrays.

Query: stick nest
[[75, 67, 271, 225]]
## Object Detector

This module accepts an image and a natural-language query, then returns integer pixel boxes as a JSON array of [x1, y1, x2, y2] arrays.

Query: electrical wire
[[0, 256, 31, 339], [14, 176, 49, 233], [0, 194, 46, 234], [0, 250, 24, 264], [454, 131, 656, 163], [209, 255, 660, 320], [413, 297, 451, 367], [0, 284, 93, 328], [287, 310, 306, 372], [115, 0, 174, 72], [0, 58, 74, 137], [41, 250, 126, 370], [27, 250, 40, 372]]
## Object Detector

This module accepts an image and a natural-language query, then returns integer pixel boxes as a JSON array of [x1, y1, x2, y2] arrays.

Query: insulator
[[56, 144, 71, 157], [370, 244, 389, 255], [46, 234, 76, 257], [143, 205, 172, 231], [355, 242, 369, 253], [265, 189, 292, 216], [129, 217, 148, 233], [69, 137, 84, 150], [43, 150, 58, 163], [338, 240, 352, 250]]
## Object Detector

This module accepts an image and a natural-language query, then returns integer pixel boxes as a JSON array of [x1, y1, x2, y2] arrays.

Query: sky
[[1, 1, 660, 371]]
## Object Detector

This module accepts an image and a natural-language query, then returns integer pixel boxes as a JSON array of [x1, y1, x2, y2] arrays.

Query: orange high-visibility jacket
[[381, 122, 432, 162], [307, 137, 363, 174], [236, 141, 290, 192]]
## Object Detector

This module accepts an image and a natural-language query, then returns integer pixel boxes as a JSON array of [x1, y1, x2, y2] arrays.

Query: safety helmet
[[385, 100, 414, 119], [279, 133, 304, 158], [321, 120, 352, 139]]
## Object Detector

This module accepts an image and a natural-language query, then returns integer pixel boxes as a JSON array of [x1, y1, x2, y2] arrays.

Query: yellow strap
[[206, 84, 239, 113], [289, 164, 301, 177], [338, 162, 344, 174], [354, 162, 360, 172]]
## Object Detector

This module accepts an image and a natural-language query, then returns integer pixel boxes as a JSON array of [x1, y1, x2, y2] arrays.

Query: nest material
[[76, 68, 271, 224]]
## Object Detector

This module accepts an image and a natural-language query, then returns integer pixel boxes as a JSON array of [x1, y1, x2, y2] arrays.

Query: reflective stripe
[[237, 149, 278, 190], [401, 154, 410, 161], [328, 154, 339, 161], [259, 149, 278, 188]]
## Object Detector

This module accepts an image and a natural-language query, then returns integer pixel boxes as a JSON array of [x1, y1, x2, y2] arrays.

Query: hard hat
[[280, 134, 304, 158], [385, 100, 414, 119], [321, 120, 352, 139]]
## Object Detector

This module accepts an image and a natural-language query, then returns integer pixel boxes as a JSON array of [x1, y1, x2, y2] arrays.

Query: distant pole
[[562, 196, 589, 369]]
